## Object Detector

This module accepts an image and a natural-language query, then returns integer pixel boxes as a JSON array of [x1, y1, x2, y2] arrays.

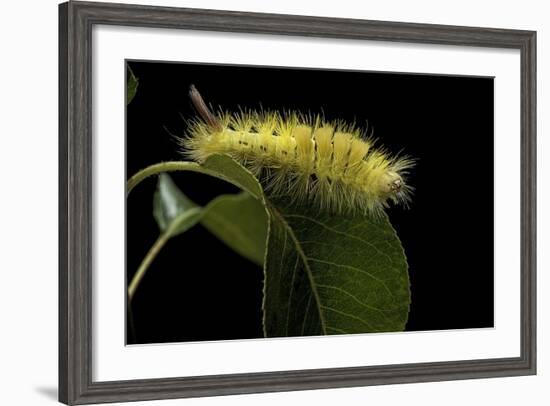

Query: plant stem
[[127, 158, 263, 200], [127, 161, 199, 195], [128, 232, 171, 302], [127, 299, 137, 343]]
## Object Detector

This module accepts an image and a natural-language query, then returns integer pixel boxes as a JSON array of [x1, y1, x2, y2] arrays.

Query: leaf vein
[[307, 257, 396, 301], [270, 206, 328, 334], [284, 214, 395, 265], [285, 256, 300, 336], [300, 294, 312, 336], [321, 305, 377, 331], [316, 283, 395, 315]]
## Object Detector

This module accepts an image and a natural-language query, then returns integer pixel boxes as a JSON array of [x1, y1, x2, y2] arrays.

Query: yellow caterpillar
[[181, 86, 414, 216]]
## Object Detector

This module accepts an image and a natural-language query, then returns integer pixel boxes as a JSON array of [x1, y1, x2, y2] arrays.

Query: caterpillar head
[[379, 171, 404, 195], [376, 169, 413, 210]]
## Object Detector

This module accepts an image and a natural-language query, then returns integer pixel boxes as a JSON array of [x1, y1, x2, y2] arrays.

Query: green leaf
[[153, 173, 267, 264], [153, 173, 200, 236], [127, 64, 138, 105], [200, 155, 263, 200], [128, 154, 410, 335], [263, 203, 410, 336], [129, 169, 266, 301], [129, 174, 202, 301], [202, 193, 268, 266]]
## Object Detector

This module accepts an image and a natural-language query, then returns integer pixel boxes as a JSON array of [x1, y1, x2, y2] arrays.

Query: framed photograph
[[59, 1, 536, 404]]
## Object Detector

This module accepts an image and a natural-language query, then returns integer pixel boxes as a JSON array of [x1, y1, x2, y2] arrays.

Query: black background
[[126, 60, 494, 344]]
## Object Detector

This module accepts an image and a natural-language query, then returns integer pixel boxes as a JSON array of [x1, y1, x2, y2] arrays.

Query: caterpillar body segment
[[182, 86, 414, 216]]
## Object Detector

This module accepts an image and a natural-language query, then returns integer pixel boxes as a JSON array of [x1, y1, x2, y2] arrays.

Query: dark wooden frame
[[59, 1, 536, 404]]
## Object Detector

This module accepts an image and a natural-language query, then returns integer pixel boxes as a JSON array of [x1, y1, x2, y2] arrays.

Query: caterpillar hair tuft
[[181, 85, 414, 216]]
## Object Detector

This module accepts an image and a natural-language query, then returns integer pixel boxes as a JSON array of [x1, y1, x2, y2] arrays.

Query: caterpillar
[[181, 85, 414, 216]]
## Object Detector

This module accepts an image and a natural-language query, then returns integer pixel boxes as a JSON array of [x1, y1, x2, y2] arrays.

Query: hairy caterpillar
[[181, 86, 414, 216]]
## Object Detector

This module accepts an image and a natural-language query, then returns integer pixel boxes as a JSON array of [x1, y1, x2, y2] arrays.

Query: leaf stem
[[127, 161, 201, 195], [127, 299, 137, 343], [128, 232, 170, 302]]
